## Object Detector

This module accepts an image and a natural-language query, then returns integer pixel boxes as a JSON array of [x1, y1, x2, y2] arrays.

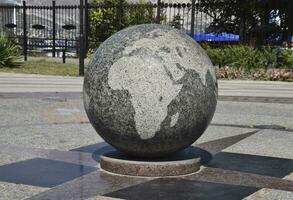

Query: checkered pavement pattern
[[0, 127, 293, 200], [1, 94, 293, 200]]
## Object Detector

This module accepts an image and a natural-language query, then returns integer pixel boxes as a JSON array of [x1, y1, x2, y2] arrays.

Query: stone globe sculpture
[[84, 24, 217, 158]]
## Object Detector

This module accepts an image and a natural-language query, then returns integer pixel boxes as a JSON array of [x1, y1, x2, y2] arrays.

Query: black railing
[[0, 1, 214, 58], [0, 0, 291, 75]]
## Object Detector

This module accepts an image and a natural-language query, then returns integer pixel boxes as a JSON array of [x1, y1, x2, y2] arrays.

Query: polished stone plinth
[[100, 148, 202, 177]]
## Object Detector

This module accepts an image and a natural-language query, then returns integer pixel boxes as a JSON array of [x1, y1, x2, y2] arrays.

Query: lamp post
[[79, 0, 85, 76]]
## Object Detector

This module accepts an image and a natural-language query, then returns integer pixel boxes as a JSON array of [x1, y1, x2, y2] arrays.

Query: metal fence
[[0, 1, 214, 59], [0, 2, 80, 61], [0, 0, 291, 75]]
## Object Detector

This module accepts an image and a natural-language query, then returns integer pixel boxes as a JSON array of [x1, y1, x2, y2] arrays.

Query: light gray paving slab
[[0, 98, 87, 128], [195, 125, 258, 144], [244, 173, 293, 200], [224, 129, 293, 159], [0, 150, 36, 166], [0, 123, 100, 151], [212, 101, 293, 129], [0, 181, 48, 200]]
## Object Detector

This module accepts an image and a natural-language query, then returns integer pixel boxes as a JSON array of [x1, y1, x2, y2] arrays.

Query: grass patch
[[0, 60, 81, 76]]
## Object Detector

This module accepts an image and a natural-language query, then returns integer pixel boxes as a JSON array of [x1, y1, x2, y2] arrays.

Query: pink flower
[[253, 72, 259, 78], [283, 72, 291, 78]]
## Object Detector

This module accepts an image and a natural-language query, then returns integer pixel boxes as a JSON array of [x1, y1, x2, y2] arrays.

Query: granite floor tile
[[195, 126, 258, 144], [0, 158, 96, 187], [104, 178, 258, 200], [224, 129, 293, 159], [0, 181, 48, 200], [196, 131, 259, 155], [207, 152, 293, 178], [184, 167, 293, 192], [0, 123, 100, 151], [244, 189, 293, 200], [243, 173, 293, 200], [0, 144, 99, 167], [27, 171, 152, 200]]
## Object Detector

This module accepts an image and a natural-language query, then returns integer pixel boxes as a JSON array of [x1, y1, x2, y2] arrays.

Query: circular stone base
[[100, 148, 202, 177]]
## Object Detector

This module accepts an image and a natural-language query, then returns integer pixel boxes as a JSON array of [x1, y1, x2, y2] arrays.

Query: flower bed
[[253, 70, 293, 82]]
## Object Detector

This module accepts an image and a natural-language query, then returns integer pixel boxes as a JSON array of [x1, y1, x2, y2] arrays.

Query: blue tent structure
[[189, 32, 240, 42]]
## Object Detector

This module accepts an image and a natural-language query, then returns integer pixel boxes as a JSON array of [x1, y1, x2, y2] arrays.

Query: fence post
[[190, 0, 196, 37], [22, 1, 27, 61], [156, 0, 161, 24], [116, 0, 124, 30], [63, 38, 67, 64], [79, 0, 85, 76], [52, 1, 56, 57], [84, 0, 89, 54]]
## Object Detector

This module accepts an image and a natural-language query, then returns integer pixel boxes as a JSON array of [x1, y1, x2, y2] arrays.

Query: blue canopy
[[189, 32, 240, 42]]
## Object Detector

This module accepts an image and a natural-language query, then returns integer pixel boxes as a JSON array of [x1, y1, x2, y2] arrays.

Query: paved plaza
[[1, 73, 293, 199]]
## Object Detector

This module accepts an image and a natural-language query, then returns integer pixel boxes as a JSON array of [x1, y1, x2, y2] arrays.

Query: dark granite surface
[[105, 178, 258, 200], [0, 158, 96, 187]]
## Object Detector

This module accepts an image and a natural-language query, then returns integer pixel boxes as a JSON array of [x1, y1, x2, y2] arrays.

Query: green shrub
[[280, 49, 293, 69], [229, 45, 264, 71], [0, 34, 21, 67], [206, 45, 279, 72], [206, 47, 231, 68], [259, 47, 278, 70]]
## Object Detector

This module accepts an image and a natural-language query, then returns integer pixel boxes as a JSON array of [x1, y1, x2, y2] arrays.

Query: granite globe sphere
[[83, 24, 218, 157]]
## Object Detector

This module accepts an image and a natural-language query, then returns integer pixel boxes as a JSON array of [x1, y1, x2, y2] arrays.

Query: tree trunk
[[239, 15, 246, 43], [287, 0, 293, 48]]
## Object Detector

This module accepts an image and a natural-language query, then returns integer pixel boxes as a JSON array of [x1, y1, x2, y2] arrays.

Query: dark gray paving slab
[[27, 171, 152, 200], [184, 167, 293, 192], [71, 142, 114, 154], [104, 178, 258, 200], [207, 152, 293, 178], [0, 144, 98, 167], [0, 158, 96, 187]]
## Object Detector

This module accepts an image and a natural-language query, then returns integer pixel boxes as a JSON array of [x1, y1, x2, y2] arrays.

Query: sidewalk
[[0, 73, 83, 93], [1, 72, 293, 200], [0, 73, 293, 98]]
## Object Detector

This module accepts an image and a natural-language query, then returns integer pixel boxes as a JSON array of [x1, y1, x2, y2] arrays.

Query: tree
[[89, 0, 156, 48], [198, 0, 292, 47]]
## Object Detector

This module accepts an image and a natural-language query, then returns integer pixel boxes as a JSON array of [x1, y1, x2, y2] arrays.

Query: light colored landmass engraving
[[108, 29, 215, 139]]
